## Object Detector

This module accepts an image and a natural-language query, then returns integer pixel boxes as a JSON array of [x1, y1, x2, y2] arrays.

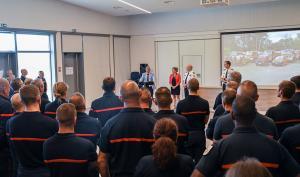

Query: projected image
[[222, 30, 300, 86]]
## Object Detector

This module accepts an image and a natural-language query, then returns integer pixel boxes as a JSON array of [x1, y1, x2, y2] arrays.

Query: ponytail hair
[[53, 82, 68, 100], [152, 118, 178, 169]]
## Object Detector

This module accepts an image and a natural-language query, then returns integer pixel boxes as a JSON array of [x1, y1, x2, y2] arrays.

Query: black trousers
[[0, 149, 13, 177], [187, 131, 206, 163], [184, 87, 189, 98], [18, 166, 50, 177]]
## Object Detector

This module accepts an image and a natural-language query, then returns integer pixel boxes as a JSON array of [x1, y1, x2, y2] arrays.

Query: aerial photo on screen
[[222, 30, 300, 86]]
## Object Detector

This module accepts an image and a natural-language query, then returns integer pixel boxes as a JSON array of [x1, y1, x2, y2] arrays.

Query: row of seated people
[[0, 72, 300, 177]]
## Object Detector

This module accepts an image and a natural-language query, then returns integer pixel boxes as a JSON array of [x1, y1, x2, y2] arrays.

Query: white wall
[[129, 0, 300, 88], [0, 0, 129, 35]]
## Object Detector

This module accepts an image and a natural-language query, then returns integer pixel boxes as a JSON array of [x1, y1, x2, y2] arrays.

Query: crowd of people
[[0, 64, 300, 177]]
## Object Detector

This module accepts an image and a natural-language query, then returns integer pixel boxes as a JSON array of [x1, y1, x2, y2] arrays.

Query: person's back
[[280, 124, 300, 164], [214, 113, 278, 140], [291, 75, 300, 106], [43, 104, 98, 177], [266, 80, 300, 136], [98, 81, 155, 177], [191, 96, 300, 177], [134, 119, 194, 177], [154, 87, 189, 154], [89, 77, 123, 126], [8, 85, 58, 177]]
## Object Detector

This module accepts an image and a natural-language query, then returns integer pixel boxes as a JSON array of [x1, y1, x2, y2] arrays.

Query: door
[[63, 53, 85, 98]]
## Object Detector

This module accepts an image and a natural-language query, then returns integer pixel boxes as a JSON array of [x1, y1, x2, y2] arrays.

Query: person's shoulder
[[256, 113, 275, 124], [282, 124, 300, 136], [177, 154, 193, 163], [44, 134, 57, 145], [217, 114, 232, 123]]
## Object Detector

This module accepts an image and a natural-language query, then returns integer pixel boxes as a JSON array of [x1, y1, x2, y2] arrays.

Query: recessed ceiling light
[[113, 6, 122, 9], [163, 0, 175, 4], [118, 0, 151, 14]]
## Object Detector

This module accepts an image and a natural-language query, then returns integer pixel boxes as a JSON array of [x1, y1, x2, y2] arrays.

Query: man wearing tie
[[183, 64, 196, 98], [139, 65, 155, 96], [220, 61, 234, 91]]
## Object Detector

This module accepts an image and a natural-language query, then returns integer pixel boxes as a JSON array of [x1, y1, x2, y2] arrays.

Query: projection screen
[[222, 29, 300, 87]]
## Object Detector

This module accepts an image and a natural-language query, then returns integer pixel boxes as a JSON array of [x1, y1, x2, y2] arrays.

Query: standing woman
[[44, 82, 68, 118], [134, 118, 194, 177], [169, 67, 181, 107]]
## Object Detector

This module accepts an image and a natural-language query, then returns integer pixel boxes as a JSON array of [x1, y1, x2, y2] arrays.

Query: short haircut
[[10, 93, 24, 111], [0, 78, 9, 94], [290, 75, 300, 90], [102, 77, 116, 92], [232, 95, 256, 126], [53, 82, 68, 98], [225, 158, 272, 177], [225, 60, 231, 66], [11, 78, 23, 91], [56, 103, 76, 128], [120, 80, 140, 101], [140, 87, 152, 104], [19, 85, 40, 106], [30, 78, 43, 90], [69, 92, 86, 111], [153, 118, 178, 142], [24, 78, 33, 85], [238, 80, 258, 100], [155, 87, 172, 108], [279, 80, 296, 99], [188, 78, 199, 92], [172, 67, 178, 72], [226, 81, 239, 91], [222, 89, 237, 105], [229, 71, 242, 84]]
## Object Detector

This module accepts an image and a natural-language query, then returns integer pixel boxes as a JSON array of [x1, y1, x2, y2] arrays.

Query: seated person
[[266, 80, 300, 136], [134, 118, 194, 177], [290, 75, 300, 106], [280, 124, 300, 164], [140, 87, 155, 116], [191, 95, 300, 177]]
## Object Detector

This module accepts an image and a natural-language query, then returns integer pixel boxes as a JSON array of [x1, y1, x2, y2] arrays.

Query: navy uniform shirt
[[213, 104, 225, 119], [206, 111, 229, 140], [213, 92, 222, 110], [154, 110, 189, 154], [7, 112, 58, 169], [214, 112, 278, 140], [291, 92, 300, 106], [43, 133, 98, 177], [99, 108, 155, 177], [89, 92, 123, 126], [266, 100, 300, 136], [176, 95, 210, 132], [44, 98, 67, 118], [196, 127, 300, 177], [75, 112, 101, 149], [0, 95, 14, 150], [134, 154, 194, 177], [143, 108, 155, 116], [280, 124, 300, 164]]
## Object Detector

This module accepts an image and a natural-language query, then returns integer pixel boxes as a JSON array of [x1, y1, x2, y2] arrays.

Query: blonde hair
[[53, 82, 68, 98]]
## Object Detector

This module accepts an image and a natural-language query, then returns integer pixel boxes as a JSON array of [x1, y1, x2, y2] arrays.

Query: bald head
[[186, 64, 193, 72], [69, 92, 86, 112], [31, 78, 44, 94], [228, 71, 242, 84], [11, 93, 24, 112], [0, 78, 10, 97], [237, 80, 259, 101], [120, 80, 141, 103]]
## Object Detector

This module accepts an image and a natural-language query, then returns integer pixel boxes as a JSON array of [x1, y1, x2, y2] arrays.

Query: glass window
[[17, 53, 52, 96], [16, 34, 50, 51], [0, 32, 15, 51]]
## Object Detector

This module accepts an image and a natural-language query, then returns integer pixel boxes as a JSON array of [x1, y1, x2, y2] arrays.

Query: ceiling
[[60, 0, 280, 16]]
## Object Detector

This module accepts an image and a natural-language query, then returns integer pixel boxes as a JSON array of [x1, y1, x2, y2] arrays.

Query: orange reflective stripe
[[92, 107, 123, 113], [110, 138, 155, 143], [10, 137, 47, 141], [178, 133, 188, 137], [0, 114, 14, 117], [44, 112, 56, 115], [45, 159, 87, 164], [222, 162, 279, 169], [275, 119, 300, 125], [180, 111, 209, 116], [75, 133, 97, 137]]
